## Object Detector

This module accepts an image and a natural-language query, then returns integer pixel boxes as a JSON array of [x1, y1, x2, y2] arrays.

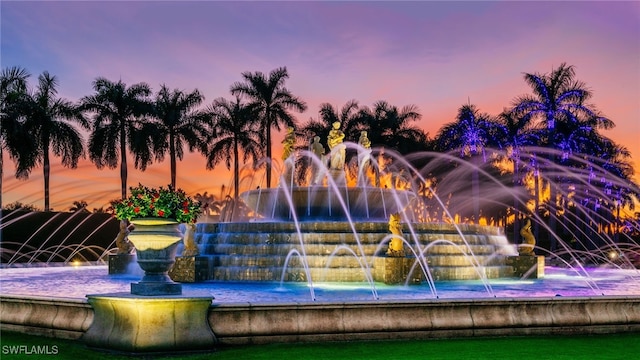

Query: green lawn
[[1, 331, 638, 360]]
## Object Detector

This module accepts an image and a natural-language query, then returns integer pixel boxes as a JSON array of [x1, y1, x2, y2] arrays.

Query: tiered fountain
[[199, 126, 528, 286]]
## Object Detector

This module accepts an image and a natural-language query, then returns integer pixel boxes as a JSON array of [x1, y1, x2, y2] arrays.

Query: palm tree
[[230, 67, 307, 188], [495, 108, 536, 238], [19, 72, 89, 211], [205, 97, 263, 199], [435, 103, 501, 220], [81, 78, 154, 199], [150, 84, 212, 188], [357, 100, 428, 154], [513, 63, 613, 249], [303, 100, 363, 141], [0, 66, 33, 208]]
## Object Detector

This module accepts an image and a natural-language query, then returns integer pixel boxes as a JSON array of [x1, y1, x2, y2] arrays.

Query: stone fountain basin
[[240, 186, 417, 221]]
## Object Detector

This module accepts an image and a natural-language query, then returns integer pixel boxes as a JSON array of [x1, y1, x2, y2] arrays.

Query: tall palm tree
[[205, 97, 263, 199], [495, 108, 536, 238], [20, 71, 89, 211], [230, 67, 307, 188], [513, 63, 613, 249], [358, 100, 427, 153], [151, 84, 212, 188], [81, 78, 154, 199], [435, 103, 501, 220], [0, 66, 33, 208]]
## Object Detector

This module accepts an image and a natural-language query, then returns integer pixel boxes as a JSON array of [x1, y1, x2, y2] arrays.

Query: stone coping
[[2, 293, 639, 348]]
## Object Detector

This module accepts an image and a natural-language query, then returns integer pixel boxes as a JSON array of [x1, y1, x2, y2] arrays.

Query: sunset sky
[[2, 0, 639, 211]]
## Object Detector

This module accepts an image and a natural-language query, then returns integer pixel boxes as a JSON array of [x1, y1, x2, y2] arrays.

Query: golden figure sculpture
[[181, 223, 199, 257], [281, 126, 296, 161], [358, 130, 372, 169], [327, 121, 346, 170], [519, 218, 536, 256], [387, 213, 405, 257], [115, 219, 135, 254], [309, 136, 325, 185]]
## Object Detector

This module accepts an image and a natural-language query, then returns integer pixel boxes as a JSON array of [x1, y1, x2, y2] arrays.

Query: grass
[[1, 331, 639, 360]]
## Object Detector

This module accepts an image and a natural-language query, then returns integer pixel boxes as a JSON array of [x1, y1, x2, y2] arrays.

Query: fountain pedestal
[[372, 256, 423, 285], [83, 294, 216, 352], [506, 255, 545, 279], [169, 256, 211, 282]]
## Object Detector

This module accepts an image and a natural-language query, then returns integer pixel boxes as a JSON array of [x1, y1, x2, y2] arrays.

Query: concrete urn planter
[[128, 217, 183, 295]]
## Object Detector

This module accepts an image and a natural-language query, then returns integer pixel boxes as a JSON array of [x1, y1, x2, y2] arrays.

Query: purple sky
[[2, 0, 639, 211]]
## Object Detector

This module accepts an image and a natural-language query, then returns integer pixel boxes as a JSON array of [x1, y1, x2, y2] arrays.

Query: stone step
[[211, 254, 507, 268], [201, 221, 505, 236], [211, 265, 514, 282], [205, 232, 500, 246], [208, 243, 499, 257]]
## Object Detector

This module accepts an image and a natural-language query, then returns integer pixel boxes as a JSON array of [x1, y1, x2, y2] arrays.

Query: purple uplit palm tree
[[513, 63, 613, 250], [495, 108, 536, 237], [435, 103, 502, 220]]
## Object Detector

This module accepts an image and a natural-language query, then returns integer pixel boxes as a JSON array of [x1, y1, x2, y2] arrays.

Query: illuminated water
[[1, 265, 639, 303]]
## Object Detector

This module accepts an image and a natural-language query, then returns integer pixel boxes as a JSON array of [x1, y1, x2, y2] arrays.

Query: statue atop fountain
[[327, 122, 346, 170], [358, 131, 372, 185], [309, 135, 325, 185]]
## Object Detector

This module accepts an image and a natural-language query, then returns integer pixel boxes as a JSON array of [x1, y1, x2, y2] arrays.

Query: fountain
[[1, 138, 640, 351], [204, 138, 529, 286]]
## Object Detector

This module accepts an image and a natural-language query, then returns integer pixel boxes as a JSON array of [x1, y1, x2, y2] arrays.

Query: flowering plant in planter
[[111, 183, 202, 224]]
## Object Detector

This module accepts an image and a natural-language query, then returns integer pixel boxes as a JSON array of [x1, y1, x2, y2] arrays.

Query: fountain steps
[[207, 244, 499, 256], [211, 254, 507, 268], [211, 265, 514, 282], [197, 222, 515, 281], [200, 222, 504, 235], [205, 232, 502, 246]]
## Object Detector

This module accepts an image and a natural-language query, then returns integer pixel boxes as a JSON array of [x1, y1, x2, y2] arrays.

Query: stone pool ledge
[[2, 294, 640, 350]]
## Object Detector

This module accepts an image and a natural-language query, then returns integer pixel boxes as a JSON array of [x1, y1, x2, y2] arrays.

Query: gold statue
[[181, 223, 199, 257], [358, 130, 371, 149], [327, 121, 346, 170], [310, 136, 325, 185], [281, 126, 296, 161], [358, 131, 372, 183], [115, 219, 134, 254], [519, 218, 536, 255], [387, 213, 405, 257]]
